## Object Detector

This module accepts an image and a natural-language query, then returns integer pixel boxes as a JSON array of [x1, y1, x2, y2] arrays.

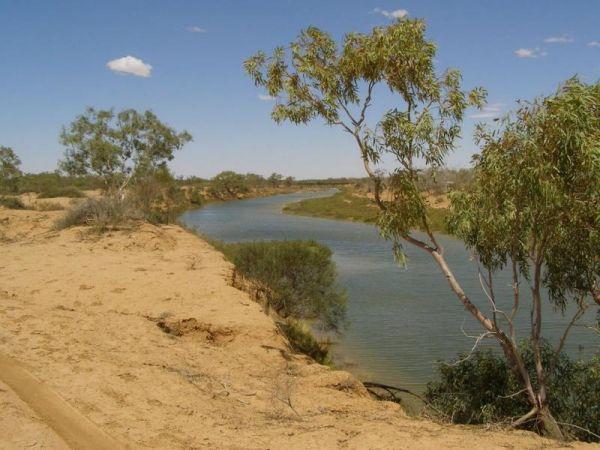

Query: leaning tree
[[59, 107, 192, 197], [245, 18, 599, 438]]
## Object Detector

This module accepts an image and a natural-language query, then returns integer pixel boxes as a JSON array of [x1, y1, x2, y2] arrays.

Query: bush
[[220, 240, 347, 331], [129, 168, 190, 224], [425, 342, 600, 442], [0, 196, 26, 209], [55, 197, 142, 230], [187, 186, 204, 206], [278, 319, 330, 364], [38, 185, 85, 198]]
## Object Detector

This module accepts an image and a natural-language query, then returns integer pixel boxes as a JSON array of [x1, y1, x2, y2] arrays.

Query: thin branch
[[498, 388, 528, 399], [556, 421, 600, 441], [446, 325, 495, 366], [512, 407, 539, 428], [548, 300, 589, 378], [357, 81, 375, 126]]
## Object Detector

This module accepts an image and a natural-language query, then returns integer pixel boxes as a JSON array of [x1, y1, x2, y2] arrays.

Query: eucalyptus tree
[[449, 79, 599, 437], [245, 18, 598, 438], [209, 171, 250, 199], [59, 107, 192, 197], [0, 146, 22, 193]]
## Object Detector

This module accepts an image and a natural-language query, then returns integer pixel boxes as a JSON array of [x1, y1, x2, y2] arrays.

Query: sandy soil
[[0, 206, 593, 449]]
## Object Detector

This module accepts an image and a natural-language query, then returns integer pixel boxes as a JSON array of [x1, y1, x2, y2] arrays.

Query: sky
[[1, 0, 599, 179]]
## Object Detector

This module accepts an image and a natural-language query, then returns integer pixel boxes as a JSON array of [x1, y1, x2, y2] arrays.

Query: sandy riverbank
[[0, 206, 592, 449]]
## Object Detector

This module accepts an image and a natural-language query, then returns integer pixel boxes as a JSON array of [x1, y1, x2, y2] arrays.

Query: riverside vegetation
[[246, 16, 599, 441], [215, 239, 347, 364], [283, 187, 450, 233]]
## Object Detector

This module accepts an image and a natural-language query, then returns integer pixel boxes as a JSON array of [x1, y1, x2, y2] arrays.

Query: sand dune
[[0, 207, 592, 449]]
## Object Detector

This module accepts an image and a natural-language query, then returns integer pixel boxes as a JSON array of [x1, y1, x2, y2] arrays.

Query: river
[[180, 190, 597, 392]]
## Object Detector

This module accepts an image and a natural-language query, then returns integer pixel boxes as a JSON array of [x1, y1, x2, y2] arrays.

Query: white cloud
[[106, 56, 152, 77], [588, 41, 600, 48], [186, 26, 206, 33], [469, 103, 504, 120], [258, 94, 276, 101], [514, 48, 547, 59], [544, 34, 574, 44], [373, 7, 409, 19]]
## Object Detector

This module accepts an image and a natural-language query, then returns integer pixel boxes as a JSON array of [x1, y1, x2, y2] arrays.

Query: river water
[[180, 190, 597, 392]]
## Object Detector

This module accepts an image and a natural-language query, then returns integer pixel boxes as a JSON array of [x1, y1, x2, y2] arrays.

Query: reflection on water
[[180, 190, 598, 391]]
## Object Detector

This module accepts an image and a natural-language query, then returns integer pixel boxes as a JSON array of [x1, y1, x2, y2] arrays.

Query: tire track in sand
[[0, 352, 127, 449]]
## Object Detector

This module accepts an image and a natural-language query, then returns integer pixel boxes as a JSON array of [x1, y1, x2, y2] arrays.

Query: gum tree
[[449, 79, 599, 436], [208, 171, 250, 199], [59, 107, 192, 197], [245, 19, 598, 438]]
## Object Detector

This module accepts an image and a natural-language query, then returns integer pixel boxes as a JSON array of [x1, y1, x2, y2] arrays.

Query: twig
[[556, 421, 600, 441]]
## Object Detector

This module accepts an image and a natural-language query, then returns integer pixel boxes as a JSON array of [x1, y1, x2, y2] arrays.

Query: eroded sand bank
[[0, 207, 592, 449]]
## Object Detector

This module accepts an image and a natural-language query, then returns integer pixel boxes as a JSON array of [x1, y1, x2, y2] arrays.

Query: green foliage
[[129, 166, 189, 224], [0, 146, 22, 193], [55, 196, 143, 230], [245, 17, 485, 260], [267, 172, 283, 187], [246, 18, 598, 439], [449, 78, 600, 308], [278, 319, 330, 365], [208, 171, 250, 199], [243, 173, 267, 188], [17, 172, 103, 194], [0, 196, 26, 209], [59, 107, 192, 194], [426, 344, 600, 442], [57, 167, 190, 229], [38, 185, 85, 198], [186, 186, 204, 206], [220, 240, 347, 332]]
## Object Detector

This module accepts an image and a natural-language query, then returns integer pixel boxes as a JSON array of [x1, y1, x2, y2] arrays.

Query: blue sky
[[1, 0, 599, 178]]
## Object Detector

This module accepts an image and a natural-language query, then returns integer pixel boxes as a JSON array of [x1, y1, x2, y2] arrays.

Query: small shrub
[[35, 201, 65, 211], [425, 342, 600, 442], [221, 240, 347, 331], [38, 185, 85, 198], [0, 196, 26, 209], [55, 197, 142, 230], [217, 239, 346, 364], [278, 319, 330, 364], [130, 169, 190, 224]]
